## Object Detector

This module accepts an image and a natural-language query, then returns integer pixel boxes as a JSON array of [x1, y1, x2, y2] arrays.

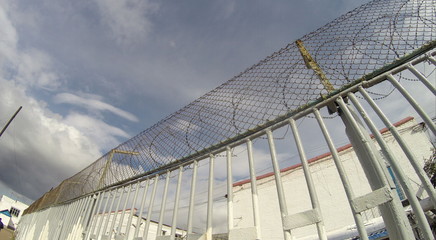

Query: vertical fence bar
[[117, 183, 133, 237], [246, 139, 261, 238], [36, 208, 47, 239], [63, 198, 83, 240], [358, 86, 436, 207], [83, 194, 99, 238], [266, 129, 292, 240], [313, 108, 369, 240], [134, 178, 150, 238], [226, 147, 234, 233], [206, 154, 215, 240], [55, 203, 71, 239], [336, 96, 414, 240], [54, 206, 65, 238], [26, 210, 39, 239], [86, 191, 104, 240], [170, 166, 184, 240], [143, 174, 159, 240], [348, 92, 433, 239], [49, 207, 58, 238], [157, 171, 171, 236], [125, 181, 141, 238], [42, 206, 55, 239], [59, 202, 74, 240], [406, 64, 436, 95], [69, 198, 87, 239], [101, 189, 117, 237], [289, 118, 327, 240], [187, 160, 198, 234], [95, 190, 112, 237], [387, 74, 436, 135], [72, 196, 91, 239], [109, 186, 126, 239], [54, 206, 63, 238]]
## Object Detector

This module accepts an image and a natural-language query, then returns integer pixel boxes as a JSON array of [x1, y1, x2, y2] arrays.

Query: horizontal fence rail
[[18, 0, 436, 239]]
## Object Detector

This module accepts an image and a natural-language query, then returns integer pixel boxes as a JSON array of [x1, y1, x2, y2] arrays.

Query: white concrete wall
[[232, 119, 434, 239]]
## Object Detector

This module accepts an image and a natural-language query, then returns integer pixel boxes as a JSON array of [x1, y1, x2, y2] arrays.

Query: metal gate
[[17, 0, 436, 239]]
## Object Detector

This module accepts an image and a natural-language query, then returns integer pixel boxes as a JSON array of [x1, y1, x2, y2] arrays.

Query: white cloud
[[54, 92, 139, 122], [94, 0, 159, 45], [0, 79, 102, 199], [0, 1, 136, 200], [63, 112, 131, 149]]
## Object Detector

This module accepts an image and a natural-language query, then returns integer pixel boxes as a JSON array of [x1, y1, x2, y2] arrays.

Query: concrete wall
[[232, 118, 434, 239], [0, 195, 28, 229]]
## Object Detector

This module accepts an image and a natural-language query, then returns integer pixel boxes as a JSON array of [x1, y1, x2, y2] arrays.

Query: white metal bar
[[54, 206, 66, 238], [43, 206, 56, 239], [72, 196, 91, 239], [125, 181, 141, 238], [348, 92, 433, 239], [69, 198, 87, 239], [82, 194, 98, 234], [226, 147, 234, 232], [246, 139, 261, 238], [133, 178, 150, 238], [187, 160, 198, 234], [58, 202, 74, 240], [37, 208, 49, 239], [406, 64, 436, 95], [60, 202, 75, 240], [108, 186, 126, 239], [117, 183, 133, 236], [289, 119, 327, 240], [63, 198, 83, 240], [266, 129, 292, 240], [313, 108, 369, 240], [170, 166, 184, 240], [428, 55, 436, 65], [86, 191, 104, 240], [206, 154, 215, 240], [157, 171, 171, 236], [55, 203, 72, 239], [95, 190, 112, 237], [387, 74, 436, 135], [143, 174, 159, 240], [358, 86, 436, 207], [336, 96, 415, 240], [101, 189, 117, 237]]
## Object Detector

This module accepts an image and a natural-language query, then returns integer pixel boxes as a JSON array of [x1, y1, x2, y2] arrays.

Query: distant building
[[232, 117, 434, 240], [0, 195, 29, 230]]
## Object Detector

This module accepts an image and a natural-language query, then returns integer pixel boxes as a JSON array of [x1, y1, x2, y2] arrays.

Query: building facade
[[0, 195, 29, 229]]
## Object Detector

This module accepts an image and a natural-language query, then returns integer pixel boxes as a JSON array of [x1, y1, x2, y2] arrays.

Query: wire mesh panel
[[17, 0, 436, 239]]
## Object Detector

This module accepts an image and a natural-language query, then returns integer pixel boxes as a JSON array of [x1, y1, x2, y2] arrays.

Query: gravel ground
[[0, 228, 14, 240]]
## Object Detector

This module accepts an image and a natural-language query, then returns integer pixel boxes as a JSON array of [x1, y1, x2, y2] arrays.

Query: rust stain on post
[[296, 39, 335, 93]]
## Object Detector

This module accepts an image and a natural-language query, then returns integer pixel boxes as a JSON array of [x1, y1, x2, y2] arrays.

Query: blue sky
[[0, 0, 375, 203]]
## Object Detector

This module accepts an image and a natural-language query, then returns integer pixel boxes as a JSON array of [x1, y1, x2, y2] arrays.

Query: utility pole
[[0, 106, 22, 138]]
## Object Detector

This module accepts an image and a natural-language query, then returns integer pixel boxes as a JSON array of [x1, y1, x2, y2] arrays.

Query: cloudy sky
[[0, 0, 380, 204]]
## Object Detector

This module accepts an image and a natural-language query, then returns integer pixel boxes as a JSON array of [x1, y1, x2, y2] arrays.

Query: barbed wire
[[28, 0, 436, 212]]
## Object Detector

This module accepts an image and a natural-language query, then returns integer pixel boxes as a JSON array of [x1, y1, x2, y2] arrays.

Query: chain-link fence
[[25, 0, 436, 214]]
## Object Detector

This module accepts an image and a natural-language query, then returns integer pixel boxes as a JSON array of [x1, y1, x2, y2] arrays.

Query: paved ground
[[0, 228, 14, 240]]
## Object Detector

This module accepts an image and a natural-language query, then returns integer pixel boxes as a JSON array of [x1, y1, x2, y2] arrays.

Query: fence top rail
[[26, 0, 436, 213]]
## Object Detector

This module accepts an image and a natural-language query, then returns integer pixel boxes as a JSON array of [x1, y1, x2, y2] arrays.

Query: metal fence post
[[336, 97, 414, 240]]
